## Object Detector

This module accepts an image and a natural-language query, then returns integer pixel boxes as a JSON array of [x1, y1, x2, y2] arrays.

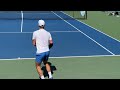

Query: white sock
[[41, 75, 45, 79], [48, 72, 52, 78]]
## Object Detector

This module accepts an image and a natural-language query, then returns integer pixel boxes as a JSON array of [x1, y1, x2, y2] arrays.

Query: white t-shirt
[[32, 29, 52, 54]]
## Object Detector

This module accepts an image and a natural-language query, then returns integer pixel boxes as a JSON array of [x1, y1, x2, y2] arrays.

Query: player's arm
[[49, 33, 53, 49], [32, 39, 36, 46], [49, 40, 53, 49], [32, 32, 36, 47]]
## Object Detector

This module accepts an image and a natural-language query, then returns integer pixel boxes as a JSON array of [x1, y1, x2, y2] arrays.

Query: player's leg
[[43, 51, 53, 79], [43, 61, 53, 79], [35, 53, 45, 79]]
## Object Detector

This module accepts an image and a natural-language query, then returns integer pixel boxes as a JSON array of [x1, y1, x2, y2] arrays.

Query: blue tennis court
[[0, 11, 120, 59]]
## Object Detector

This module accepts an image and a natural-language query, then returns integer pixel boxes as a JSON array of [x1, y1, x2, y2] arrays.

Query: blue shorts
[[35, 51, 50, 63]]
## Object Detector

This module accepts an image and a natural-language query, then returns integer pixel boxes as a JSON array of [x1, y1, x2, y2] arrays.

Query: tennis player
[[32, 20, 53, 79]]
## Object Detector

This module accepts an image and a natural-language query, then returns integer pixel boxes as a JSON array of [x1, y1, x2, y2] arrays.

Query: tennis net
[[0, 11, 87, 20]]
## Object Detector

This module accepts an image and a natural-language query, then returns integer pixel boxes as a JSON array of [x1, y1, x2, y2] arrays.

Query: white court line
[[52, 11, 115, 55], [61, 11, 120, 43], [0, 31, 79, 33], [0, 54, 120, 61], [50, 31, 79, 32], [0, 32, 33, 33], [21, 11, 23, 32]]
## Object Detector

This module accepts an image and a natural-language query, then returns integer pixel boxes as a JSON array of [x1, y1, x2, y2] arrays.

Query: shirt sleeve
[[49, 33, 52, 40], [32, 32, 36, 40]]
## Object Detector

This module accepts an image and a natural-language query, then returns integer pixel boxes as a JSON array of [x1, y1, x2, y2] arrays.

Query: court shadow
[[41, 62, 57, 77]]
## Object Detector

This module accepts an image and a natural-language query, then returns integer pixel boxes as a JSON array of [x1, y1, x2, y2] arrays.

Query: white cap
[[38, 20, 45, 26]]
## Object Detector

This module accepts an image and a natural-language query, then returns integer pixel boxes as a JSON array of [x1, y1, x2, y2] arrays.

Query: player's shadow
[[41, 62, 57, 77]]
